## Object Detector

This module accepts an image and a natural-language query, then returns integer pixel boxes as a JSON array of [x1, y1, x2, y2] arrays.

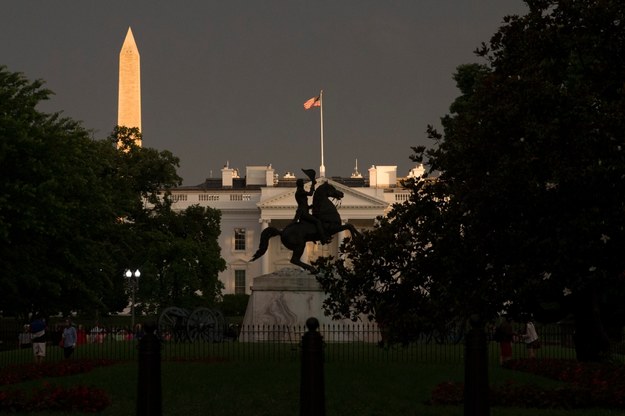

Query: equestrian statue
[[250, 169, 360, 272]]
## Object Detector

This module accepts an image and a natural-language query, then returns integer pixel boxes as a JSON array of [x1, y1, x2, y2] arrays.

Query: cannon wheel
[[158, 307, 189, 342], [187, 307, 224, 342], [212, 309, 225, 342]]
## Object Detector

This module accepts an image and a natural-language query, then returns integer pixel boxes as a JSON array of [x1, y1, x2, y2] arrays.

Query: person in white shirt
[[522, 318, 540, 358]]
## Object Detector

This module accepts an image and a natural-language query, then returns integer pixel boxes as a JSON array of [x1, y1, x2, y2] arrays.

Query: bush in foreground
[[430, 358, 625, 409], [0, 383, 111, 413], [0, 359, 115, 412]]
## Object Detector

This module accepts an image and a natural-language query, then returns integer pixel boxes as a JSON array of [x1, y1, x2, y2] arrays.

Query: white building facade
[[168, 164, 421, 295]]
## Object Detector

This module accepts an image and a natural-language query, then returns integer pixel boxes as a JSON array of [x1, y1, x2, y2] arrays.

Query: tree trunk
[[572, 286, 610, 361]]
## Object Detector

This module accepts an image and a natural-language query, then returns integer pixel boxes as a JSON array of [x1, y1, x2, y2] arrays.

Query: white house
[[168, 164, 421, 295]]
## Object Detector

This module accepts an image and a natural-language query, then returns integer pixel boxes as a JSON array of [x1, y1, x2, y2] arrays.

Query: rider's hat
[[301, 169, 316, 182]]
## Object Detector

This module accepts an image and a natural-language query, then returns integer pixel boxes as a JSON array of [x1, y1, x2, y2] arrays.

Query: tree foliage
[[0, 66, 225, 318], [316, 0, 625, 360], [0, 66, 121, 316], [131, 204, 226, 314]]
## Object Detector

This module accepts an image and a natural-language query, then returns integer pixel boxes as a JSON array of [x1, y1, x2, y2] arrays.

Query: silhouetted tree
[[316, 0, 625, 361], [0, 67, 225, 317]]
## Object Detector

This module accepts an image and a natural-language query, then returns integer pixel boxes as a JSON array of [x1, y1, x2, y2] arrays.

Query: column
[[259, 219, 271, 275], [338, 219, 348, 248]]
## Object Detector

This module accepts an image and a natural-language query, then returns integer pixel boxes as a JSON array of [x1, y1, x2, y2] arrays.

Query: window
[[234, 228, 246, 251], [235, 270, 246, 294]]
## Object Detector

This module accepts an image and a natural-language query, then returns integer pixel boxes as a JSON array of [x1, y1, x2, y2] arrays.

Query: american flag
[[303, 95, 321, 110]]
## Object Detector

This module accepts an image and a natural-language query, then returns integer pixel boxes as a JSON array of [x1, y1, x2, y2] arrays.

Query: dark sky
[[2, 1, 527, 185]]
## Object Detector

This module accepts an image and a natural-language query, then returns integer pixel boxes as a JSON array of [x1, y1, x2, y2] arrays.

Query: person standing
[[18, 324, 32, 349], [522, 317, 540, 358], [30, 315, 47, 364], [76, 324, 87, 345], [495, 315, 515, 364], [62, 319, 77, 359], [50, 324, 63, 348], [133, 323, 145, 340]]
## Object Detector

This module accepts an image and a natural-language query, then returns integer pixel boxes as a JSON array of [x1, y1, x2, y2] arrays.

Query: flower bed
[[430, 358, 625, 409], [0, 383, 111, 413], [0, 358, 116, 386], [0, 359, 115, 412]]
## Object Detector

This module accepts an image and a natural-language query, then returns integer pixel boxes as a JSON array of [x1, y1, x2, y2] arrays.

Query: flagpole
[[319, 90, 325, 178]]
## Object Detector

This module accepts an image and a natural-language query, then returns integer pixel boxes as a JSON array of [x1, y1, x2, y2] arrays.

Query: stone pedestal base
[[240, 268, 379, 343]]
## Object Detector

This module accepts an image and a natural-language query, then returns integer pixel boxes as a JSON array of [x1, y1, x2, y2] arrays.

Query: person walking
[[30, 315, 47, 364], [62, 319, 78, 359]]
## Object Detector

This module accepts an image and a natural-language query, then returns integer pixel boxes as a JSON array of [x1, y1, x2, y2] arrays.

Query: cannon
[[157, 307, 225, 343]]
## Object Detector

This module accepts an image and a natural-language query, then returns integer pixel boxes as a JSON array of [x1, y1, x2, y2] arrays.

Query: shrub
[[430, 359, 625, 409], [0, 383, 110, 413], [219, 294, 250, 317], [0, 359, 114, 412], [0, 359, 116, 386]]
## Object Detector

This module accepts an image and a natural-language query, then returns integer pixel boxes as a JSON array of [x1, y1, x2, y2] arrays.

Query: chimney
[[368, 165, 397, 188], [222, 161, 235, 188]]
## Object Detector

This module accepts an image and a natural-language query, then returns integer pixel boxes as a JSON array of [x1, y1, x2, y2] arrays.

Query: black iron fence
[[0, 321, 588, 368]]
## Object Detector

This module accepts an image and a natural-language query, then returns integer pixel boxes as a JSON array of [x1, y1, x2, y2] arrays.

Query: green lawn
[[4, 357, 625, 415], [1, 339, 623, 415]]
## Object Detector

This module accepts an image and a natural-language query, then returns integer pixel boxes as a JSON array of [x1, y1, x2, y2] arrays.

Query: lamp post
[[125, 269, 141, 328]]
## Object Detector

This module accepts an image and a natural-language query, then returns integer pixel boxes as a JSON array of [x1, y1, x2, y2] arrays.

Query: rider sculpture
[[250, 169, 360, 272], [293, 169, 331, 244]]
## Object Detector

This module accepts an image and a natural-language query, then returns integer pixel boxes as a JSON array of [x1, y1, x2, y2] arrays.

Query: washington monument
[[118, 27, 141, 147]]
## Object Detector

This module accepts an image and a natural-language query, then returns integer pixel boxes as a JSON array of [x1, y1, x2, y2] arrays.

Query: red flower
[[0, 359, 115, 412]]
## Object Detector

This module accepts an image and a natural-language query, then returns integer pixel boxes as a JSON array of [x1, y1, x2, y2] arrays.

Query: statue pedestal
[[240, 268, 379, 343]]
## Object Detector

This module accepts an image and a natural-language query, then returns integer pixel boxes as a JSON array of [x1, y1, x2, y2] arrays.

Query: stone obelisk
[[117, 27, 142, 147]]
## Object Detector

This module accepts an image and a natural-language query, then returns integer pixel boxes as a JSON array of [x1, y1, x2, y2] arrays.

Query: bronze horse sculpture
[[250, 181, 360, 272]]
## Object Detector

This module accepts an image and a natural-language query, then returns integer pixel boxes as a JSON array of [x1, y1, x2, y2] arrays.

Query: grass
[[5, 361, 625, 415], [3, 342, 625, 415]]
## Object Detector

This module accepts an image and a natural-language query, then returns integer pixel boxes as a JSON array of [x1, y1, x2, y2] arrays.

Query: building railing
[[394, 193, 411, 202], [170, 194, 188, 202], [198, 194, 220, 201], [0, 323, 592, 368], [166, 193, 259, 206]]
